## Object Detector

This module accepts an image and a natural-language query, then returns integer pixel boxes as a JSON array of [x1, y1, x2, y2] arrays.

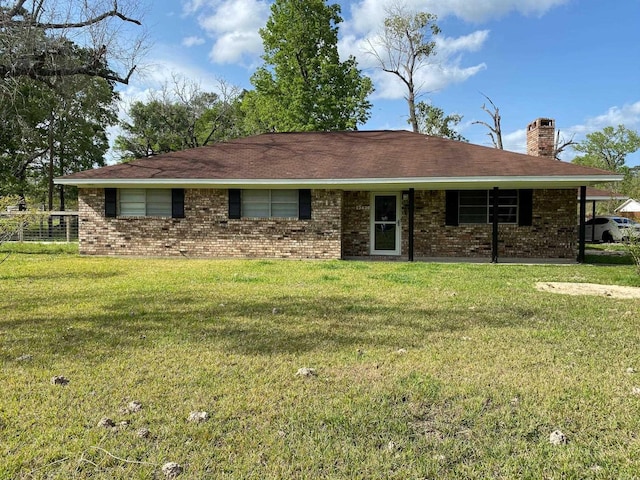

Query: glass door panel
[[372, 194, 400, 255]]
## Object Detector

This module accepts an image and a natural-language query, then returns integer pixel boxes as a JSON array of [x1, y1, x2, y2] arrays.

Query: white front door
[[371, 193, 401, 255]]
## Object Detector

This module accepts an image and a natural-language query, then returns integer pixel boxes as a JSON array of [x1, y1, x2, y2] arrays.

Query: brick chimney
[[526, 118, 555, 158]]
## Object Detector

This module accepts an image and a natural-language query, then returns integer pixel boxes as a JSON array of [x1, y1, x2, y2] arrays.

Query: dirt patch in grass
[[536, 282, 640, 299]]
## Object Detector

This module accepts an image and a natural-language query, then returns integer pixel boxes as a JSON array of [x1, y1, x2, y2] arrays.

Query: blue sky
[[117, 0, 640, 166]]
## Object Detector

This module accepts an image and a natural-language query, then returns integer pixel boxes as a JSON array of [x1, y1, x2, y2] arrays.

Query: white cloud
[[182, 36, 206, 47], [369, 60, 486, 101], [182, 0, 210, 17], [436, 30, 490, 57], [346, 0, 570, 34], [576, 101, 640, 133], [209, 31, 263, 64], [432, 0, 571, 22], [184, 0, 269, 64], [197, 0, 268, 34], [501, 128, 527, 153]]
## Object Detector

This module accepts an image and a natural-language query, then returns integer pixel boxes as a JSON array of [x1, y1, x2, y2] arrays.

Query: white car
[[613, 216, 640, 240], [584, 216, 625, 243]]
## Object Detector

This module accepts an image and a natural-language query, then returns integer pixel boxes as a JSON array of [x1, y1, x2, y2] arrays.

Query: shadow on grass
[[2, 287, 546, 362], [584, 254, 634, 265]]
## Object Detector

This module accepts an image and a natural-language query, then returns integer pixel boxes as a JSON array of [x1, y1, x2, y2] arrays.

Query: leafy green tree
[[0, 70, 117, 208], [243, 0, 373, 132], [572, 125, 640, 172], [366, 5, 440, 132], [115, 99, 185, 159], [43, 75, 118, 209], [115, 79, 245, 161], [415, 101, 467, 141], [0, 78, 52, 198], [572, 125, 640, 205], [619, 165, 640, 200]]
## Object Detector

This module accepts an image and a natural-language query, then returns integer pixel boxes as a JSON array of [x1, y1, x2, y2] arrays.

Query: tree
[[366, 3, 440, 132], [0, 0, 145, 85], [0, 78, 51, 198], [572, 125, 640, 207], [0, 70, 117, 207], [42, 75, 118, 210], [415, 101, 467, 141], [115, 78, 245, 161], [572, 125, 640, 172], [243, 0, 373, 132], [472, 93, 503, 149]]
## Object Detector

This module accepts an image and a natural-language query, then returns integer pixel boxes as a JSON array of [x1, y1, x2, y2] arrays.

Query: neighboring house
[[615, 198, 640, 220], [56, 119, 621, 261]]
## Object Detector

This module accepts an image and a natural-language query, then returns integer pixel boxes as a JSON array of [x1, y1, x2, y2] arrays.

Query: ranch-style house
[[56, 119, 621, 262]]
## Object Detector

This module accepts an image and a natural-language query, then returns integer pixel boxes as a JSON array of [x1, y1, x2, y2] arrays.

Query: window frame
[[458, 189, 519, 225], [118, 188, 173, 218], [241, 189, 299, 219]]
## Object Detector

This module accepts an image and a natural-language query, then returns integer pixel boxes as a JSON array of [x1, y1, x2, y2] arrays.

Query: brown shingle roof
[[58, 130, 619, 186]]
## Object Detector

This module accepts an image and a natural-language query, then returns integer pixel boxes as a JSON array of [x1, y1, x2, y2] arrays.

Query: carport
[[577, 187, 628, 261]]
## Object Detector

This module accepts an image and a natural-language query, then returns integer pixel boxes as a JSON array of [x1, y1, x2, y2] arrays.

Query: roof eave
[[55, 174, 623, 190]]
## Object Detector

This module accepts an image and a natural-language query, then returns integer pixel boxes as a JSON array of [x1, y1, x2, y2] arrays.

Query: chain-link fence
[[2, 211, 78, 242]]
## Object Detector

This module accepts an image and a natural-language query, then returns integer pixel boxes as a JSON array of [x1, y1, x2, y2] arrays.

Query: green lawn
[[1, 250, 640, 479]]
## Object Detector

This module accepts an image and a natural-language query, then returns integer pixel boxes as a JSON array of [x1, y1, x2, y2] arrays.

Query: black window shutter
[[105, 188, 117, 218], [229, 189, 241, 219], [172, 189, 185, 218], [519, 189, 533, 226], [445, 190, 459, 226], [299, 189, 312, 220]]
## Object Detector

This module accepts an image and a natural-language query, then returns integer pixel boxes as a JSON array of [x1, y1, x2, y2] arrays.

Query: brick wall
[[342, 189, 577, 259], [80, 187, 576, 260], [78, 188, 342, 259], [341, 191, 370, 256]]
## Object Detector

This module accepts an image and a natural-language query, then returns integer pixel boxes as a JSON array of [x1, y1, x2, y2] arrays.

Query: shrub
[[625, 229, 640, 274], [0, 196, 42, 246]]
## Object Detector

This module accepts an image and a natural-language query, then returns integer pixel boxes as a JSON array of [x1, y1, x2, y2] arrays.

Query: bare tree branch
[[472, 93, 503, 149], [6, 4, 141, 29], [0, 0, 145, 84], [0, 63, 137, 85], [5, 0, 28, 18], [553, 130, 576, 160]]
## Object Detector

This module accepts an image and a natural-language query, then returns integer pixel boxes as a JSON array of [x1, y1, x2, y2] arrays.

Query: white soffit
[[55, 175, 623, 190]]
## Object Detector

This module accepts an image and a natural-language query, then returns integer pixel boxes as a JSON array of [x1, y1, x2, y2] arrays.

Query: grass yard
[[1, 248, 640, 479]]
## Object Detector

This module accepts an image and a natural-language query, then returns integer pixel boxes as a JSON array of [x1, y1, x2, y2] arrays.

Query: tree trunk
[[407, 87, 418, 133], [48, 117, 54, 237], [48, 118, 55, 211], [59, 145, 65, 212]]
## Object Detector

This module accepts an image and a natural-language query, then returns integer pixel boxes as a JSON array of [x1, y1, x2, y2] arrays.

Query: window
[[105, 188, 184, 219], [241, 189, 299, 218], [119, 189, 172, 217], [459, 190, 519, 224]]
